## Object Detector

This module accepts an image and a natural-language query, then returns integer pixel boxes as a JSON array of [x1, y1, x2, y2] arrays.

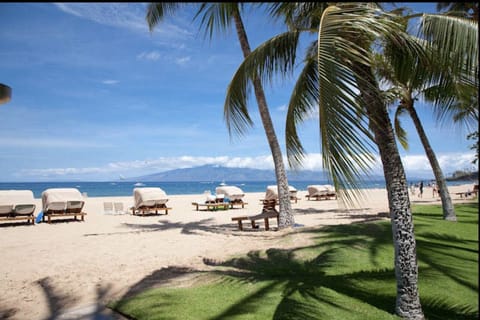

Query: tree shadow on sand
[[34, 277, 120, 320], [84, 217, 285, 239], [112, 218, 478, 320]]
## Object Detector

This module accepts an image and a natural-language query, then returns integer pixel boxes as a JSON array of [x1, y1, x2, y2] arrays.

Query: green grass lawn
[[111, 203, 478, 319]]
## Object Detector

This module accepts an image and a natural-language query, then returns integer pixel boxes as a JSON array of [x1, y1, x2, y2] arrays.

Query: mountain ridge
[[126, 164, 332, 182]]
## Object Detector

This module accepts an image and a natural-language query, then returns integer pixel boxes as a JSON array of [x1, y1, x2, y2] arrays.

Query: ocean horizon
[[0, 179, 474, 198]]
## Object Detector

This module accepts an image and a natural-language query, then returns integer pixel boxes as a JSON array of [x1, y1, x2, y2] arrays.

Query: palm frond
[[194, 3, 240, 40], [285, 44, 319, 169], [420, 14, 478, 78], [315, 5, 388, 205], [224, 31, 300, 137], [146, 3, 183, 32]]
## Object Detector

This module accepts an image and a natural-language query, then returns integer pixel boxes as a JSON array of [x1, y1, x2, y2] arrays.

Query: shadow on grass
[[111, 204, 478, 319]]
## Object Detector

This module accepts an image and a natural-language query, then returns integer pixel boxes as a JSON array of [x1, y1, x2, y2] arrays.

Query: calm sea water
[[0, 179, 473, 198]]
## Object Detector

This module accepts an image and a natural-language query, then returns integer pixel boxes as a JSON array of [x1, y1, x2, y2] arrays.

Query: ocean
[[0, 179, 474, 198]]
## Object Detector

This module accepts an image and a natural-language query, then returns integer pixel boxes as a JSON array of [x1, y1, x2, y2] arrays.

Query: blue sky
[[0, 3, 476, 182]]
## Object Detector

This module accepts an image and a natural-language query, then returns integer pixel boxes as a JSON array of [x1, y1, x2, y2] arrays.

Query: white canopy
[[0, 190, 35, 206], [133, 187, 168, 209], [265, 185, 297, 201], [307, 185, 335, 196], [215, 186, 245, 201], [41, 188, 83, 212]]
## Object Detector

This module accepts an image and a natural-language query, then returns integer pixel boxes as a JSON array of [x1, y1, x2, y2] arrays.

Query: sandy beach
[[0, 183, 477, 320]]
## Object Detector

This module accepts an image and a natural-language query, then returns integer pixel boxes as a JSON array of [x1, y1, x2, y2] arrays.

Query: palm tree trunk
[[354, 64, 425, 319], [406, 102, 457, 221], [231, 10, 294, 228]]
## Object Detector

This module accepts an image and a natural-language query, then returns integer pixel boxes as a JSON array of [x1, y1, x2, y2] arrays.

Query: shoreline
[[0, 184, 477, 319]]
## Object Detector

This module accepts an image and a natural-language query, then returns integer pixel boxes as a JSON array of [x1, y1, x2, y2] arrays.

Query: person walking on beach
[[432, 182, 438, 198], [418, 181, 424, 198]]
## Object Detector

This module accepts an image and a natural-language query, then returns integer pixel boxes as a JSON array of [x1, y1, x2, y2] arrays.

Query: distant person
[[410, 183, 416, 196], [432, 182, 438, 198], [418, 181, 424, 198]]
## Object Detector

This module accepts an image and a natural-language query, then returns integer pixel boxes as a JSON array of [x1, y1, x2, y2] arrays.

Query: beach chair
[[192, 191, 230, 211], [114, 202, 128, 214], [215, 185, 248, 209], [260, 185, 299, 208], [454, 184, 479, 199], [132, 187, 171, 216], [41, 188, 86, 223], [103, 202, 114, 214], [306, 185, 337, 200], [231, 208, 279, 231], [0, 190, 36, 225]]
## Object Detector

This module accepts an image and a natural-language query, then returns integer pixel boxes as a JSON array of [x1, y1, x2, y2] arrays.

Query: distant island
[[446, 170, 479, 182], [125, 164, 386, 182]]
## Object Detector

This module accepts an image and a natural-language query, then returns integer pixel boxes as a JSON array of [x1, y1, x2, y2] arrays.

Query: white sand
[[0, 184, 477, 319]]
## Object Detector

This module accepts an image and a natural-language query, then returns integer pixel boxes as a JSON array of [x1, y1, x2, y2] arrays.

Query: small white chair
[[103, 202, 114, 214]]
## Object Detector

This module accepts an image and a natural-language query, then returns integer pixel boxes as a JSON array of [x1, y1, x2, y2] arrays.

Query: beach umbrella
[[0, 83, 12, 104]]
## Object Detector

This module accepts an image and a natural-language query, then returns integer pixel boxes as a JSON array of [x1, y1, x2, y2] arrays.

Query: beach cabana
[[0, 190, 36, 225], [264, 185, 300, 204], [41, 188, 86, 223], [215, 185, 248, 209], [306, 185, 337, 200], [132, 187, 171, 216]]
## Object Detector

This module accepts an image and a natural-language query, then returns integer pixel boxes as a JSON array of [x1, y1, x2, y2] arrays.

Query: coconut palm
[[372, 13, 459, 221], [421, 12, 479, 166], [146, 3, 295, 228], [225, 3, 426, 318]]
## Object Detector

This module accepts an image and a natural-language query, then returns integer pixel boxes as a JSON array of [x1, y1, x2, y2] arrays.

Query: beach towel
[[35, 211, 43, 224]]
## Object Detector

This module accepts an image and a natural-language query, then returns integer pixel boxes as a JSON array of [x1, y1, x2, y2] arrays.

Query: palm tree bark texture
[[355, 63, 424, 319]]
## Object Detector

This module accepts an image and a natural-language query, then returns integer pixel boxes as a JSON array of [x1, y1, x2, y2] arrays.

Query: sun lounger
[[192, 192, 230, 211], [231, 210, 279, 231], [260, 185, 300, 206], [103, 202, 114, 214], [215, 185, 248, 208], [306, 185, 337, 200], [454, 184, 479, 199], [132, 187, 171, 216], [0, 190, 36, 225], [41, 188, 86, 223]]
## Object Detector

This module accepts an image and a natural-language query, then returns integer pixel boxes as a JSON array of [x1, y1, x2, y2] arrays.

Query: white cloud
[[18, 151, 476, 180], [55, 3, 149, 32], [101, 79, 119, 85], [54, 3, 193, 40], [175, 56, 191, 66], [137, 51, 162, 61]]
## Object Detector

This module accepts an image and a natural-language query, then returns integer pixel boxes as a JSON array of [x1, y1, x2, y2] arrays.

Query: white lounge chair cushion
[[215, 186, 245, 201], [42, 188, 83, 212], [0, 190, 36, 215], [265, 185, 297, 200], [134, 187, 168, 209]]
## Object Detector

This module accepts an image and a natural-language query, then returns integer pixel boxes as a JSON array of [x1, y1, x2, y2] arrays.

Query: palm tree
[[146, 3, 295, 228], [225, 3, 426, 318], [372, 12, 458, 221]]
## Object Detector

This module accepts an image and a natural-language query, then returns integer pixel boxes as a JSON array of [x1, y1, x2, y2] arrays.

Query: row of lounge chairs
[[1, 184, 339, 228], [0, 188, 86, 225]]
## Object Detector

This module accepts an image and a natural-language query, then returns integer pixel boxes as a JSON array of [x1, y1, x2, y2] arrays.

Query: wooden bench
[[231, 210, 279, 231], [192, 202, 229, 211], [132, 204, 171, 216], [228, 200, 248, 209], [306, 193, 337, 200], [43, 211, 86, 224], [0, 214, 35, 225]]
